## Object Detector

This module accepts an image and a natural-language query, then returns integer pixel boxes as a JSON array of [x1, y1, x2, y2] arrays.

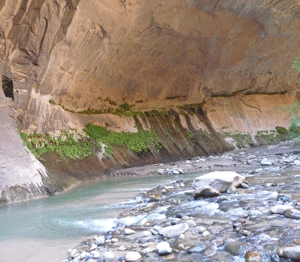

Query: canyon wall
[[0, 0, 300, 203]]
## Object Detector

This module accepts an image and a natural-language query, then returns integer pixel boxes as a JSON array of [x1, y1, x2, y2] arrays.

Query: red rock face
[[0, 0, 299, 132]]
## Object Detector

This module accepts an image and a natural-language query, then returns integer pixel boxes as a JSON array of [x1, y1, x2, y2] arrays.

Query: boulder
[[158, 223, 189, 238], [192, 171, 246, 190], [156, 242, 172, 256], [194, 185, 220, 199], [209, 179, 231, 193]]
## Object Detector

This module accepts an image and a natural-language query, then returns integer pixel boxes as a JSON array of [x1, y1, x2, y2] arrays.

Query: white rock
[[119, 245, 127, 251], [125, 251, 142, 261], [103, 251, 115, 260], [202, 231, 210, 237], [79, 251, 88, 260], [158, 223, 189, 238], [94, 235, 105, 245], [278, 245, 300, 260], [89, 243, 97, 251], [157, 169, 165, 175], [142, 230, 152, 237], [186, 220, 196, 227], [68, 248, 79, 258], [270, 205, 293, 214], [196, 226, 206, 234], [156, 241, 172, 256], [142, 244, 156, 254], [124, 228, 136, 235], [112, 238, 119, 243], [91, 251, 100, 259], [295, 160, 300, 166], [138, 218, 148, 226], [261, 158, 273, 166]]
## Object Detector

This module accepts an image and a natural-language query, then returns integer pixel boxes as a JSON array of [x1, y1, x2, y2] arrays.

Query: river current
[[0, 172, 203, 262]]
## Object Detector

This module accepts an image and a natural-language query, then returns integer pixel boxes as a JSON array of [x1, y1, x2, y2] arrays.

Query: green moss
[[20, 131, 94, 161], [49, 99, 57, 105], [84, 124, 162, 155]]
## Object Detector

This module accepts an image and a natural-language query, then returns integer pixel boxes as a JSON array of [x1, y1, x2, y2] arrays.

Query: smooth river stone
[[278, 245, 300, 260], [125, 251, 142, 261], [270, 205, 293, 214], [158, 223, 189, 238], [156, 241, 172, 256], [285, 208, 300, 219]]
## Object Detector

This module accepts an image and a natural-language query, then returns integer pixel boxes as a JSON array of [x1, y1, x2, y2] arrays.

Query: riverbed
[[2, 140, 300, 262]]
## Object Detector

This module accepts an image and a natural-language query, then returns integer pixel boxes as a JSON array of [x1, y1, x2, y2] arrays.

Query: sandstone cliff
[[0, 0, 299, 203]]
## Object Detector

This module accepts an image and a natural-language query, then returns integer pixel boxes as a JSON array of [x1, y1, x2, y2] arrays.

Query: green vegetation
[[20, 125, 162, 161], [84, 124, 162, 155], [20, 131, 93, 161], [49, 99, 57, 105], [292, 57, 300, 83], [221, 130, 254, 147]]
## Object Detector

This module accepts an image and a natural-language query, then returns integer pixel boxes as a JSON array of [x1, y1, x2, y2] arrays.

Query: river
[[0, 171, 204, 262]]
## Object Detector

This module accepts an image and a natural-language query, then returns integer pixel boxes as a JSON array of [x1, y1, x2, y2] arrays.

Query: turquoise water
[[0, 171, 203, 262]]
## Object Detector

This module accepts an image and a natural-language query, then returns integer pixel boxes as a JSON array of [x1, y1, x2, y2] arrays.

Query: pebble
[[141, 230, 152, 237], [196, 226, 206, 234], [245, 251, 261, 262], [103, 251, 115, 260], [225, 242, 244, 256], [125, 251, 141, 261], [158, 223, 189, 238], [124, 228, 136, 235], [261, 158, 273, 166], [156, 241, 172, 256]]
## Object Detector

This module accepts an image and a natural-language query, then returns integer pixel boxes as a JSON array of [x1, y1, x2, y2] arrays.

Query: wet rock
[[125, 251, 141, 261], [203, 244, 217, 257], [171, 168, 183, 174], [278, 245, 300, 260], [225, 241, 244, 256], [270, 205, 293, 214], [245, 251, 261, 262], [285, 208, 300, 219], [194, 185, 220, 199], [188, 245, 204, 253], [226, 185, 236, 194], [261, 158, 273, 166], [158, 223, 189, 238], [156, 241, 172, 256], [157, 169, 165, 175], [209, 179, 231, 193], [277, 193, 293, 203], [175, 213, 184, 219], [248, 209, 262, 218]]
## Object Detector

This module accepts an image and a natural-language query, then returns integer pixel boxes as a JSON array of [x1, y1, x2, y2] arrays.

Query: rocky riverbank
[[64, 140, 300, 262]]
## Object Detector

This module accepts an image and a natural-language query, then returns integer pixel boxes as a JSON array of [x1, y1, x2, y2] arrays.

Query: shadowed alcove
[[2, 76, 14, 100]]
